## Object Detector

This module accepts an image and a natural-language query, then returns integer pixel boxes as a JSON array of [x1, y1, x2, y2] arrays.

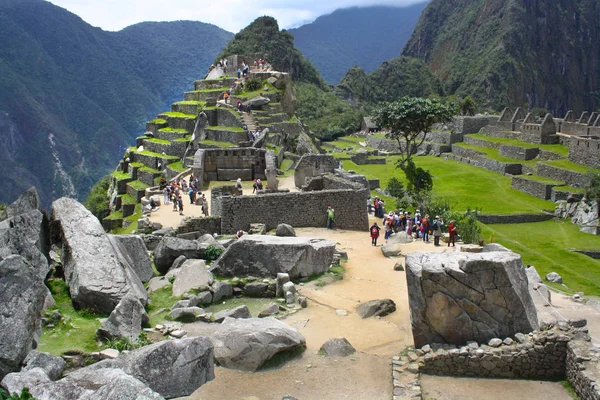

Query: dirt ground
[[157, 179, 593, 400]]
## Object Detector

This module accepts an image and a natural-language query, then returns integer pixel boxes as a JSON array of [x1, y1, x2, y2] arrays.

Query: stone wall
[[476, 213, 554, 224], [219, 188, 369, 233], [447, 154, 522, 175], [192, 148, 276, 187], [294, 154, 340, 188], [204, 129, 247, 144], [499, 145, 539, 160], [510, 176, 559, 200], [535, 163, 588, 187], [366, 137, 399, 152], [350, 154, 386, 165], [174, 216, 222, 236], [463, 135, 500, 149], [566, 340, 600, 399], [567, 136, 600, 169], [205, 108, 241, 128], [210, 185, 242, 217], [453, 116, 495, 135]]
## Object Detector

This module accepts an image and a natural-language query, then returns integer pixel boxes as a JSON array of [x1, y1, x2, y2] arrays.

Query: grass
[[453, 143, 538, 168], [119, 194, 137, 204], [467, 134, 570, 157], [481, 220, 600, 296], [159, 127, 188, 134], [343, 155, 555, 214], [542, 159, 600, 174], [114, 204, 143, 234], [111, 170, 131, 180], [149, 118, 167, 125], [135, 149, 179, 159], [554, 185, 585, 193], [146, 286, 180, 327], [200, 139, 237, 147], [173, 100, 205, 106], [104, 210, 123, 220], [38, 280, 105, 355], [159, 111, 197, 119], [128, 180, 149, 190], [145, 137, 171, 145], [139, 165, 161, 174], [280, 158, 293, 170], [516, 175, 563, 185], [206, 125, 245, 132], [168, 161, 187, 172]]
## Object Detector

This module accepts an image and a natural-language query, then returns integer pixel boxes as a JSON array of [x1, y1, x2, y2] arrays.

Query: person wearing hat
[[422, 214, 431, 243], [370, 222, 381, 246], [432, 216, 444, 246], [327, 205, 335, 229]]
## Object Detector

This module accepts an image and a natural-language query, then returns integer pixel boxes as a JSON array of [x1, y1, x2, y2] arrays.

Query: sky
[[46, 0, 426, 33]]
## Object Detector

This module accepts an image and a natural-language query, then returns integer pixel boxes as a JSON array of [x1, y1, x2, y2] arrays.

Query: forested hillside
[[402, 0, 600, 114], [289, 3, 427, 84], [0, 0, 232, 206]]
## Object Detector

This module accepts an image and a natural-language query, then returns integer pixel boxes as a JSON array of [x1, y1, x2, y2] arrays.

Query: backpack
[[432, 222, 438, 230], [371, 227, 379, 235]]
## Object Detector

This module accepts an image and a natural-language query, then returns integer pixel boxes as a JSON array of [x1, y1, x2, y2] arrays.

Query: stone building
[[360, 117, 378, 132]]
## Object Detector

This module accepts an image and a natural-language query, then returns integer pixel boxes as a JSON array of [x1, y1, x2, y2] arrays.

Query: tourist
[[367, 197, 373, 214], [123, 155, 130, 174], [237, 68, 241, 79], [432, 216, 444, 246], [256, 179, 263, 190], [188, 187, 195, 204], [202, 194, 209, 216], [236, 178, 242, 189], [178, 195, 184, 216], [163, 186, 170, 205], [327, 205, 335, 229], [422, 214, 430, 243], [235, 230, 245, 239], [252, 178, 258, 193], [237, 100, 243, 113], [448, 220, 457, 247], [370, 222, 381, 246], [384, 214, 393, 241], [223, 92, 229, 104], [247, 104, 252, 114], [172, 187, 178, 211]]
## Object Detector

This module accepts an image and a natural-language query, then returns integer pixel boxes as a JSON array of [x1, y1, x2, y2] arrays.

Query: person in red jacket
[[370, 222, 381, 246], [448, 220, 457, 247]]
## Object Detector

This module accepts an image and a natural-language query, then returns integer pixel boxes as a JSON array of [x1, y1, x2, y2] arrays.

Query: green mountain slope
[[402, 0, 600, 114], [0, 0, 232, 206], [289, 3, 428, 84]]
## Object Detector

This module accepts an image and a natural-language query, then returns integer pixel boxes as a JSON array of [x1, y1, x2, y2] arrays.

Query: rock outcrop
[[50, 198, 146, 313], [211, 317, 306, 371], [210, 235, 335, 279], [171, 260, 214, 297], [0, 256, 46, 380], [275, 223, 296, 237], [405, 251, 538, 348], [108, 234, 154, 283], [22, 351, 66, 381], [0, 187, 42, 222], [355, 299, 396, 319], [154, 237, 224, 274], [88, 337, 214, 398], [319, 338, 356, 357], [96, 293, 149, 342]]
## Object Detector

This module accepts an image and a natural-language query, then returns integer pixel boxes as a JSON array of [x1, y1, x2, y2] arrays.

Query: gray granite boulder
[[275, 223, 296, 237], [405, 251, 539, 348], [320, 338, 356, 357], [87, 337, 214, 398], [546, 272, 563, 284], [481, 243, 510, 252], [0, 256, 46, 380], [381, 243, 402, 257], [388, 232, 412, 244], [210, 235, 335, 279], [243, 96, 270, 108], [356, 299, 396, 319], [211, 317, 305, 371], [243, 281, 269, 297], [168, 307, 205, 321], [154, 237, 224, 274], [276, 273, 290, 297], [211, 281, 233, 303], [109, 234, 154, 282], [0, 209, 50, 280], [50, 198, 139, 313], [3, 367, 165, 400], [0, 187, 41, 222], [258, 303, 280, 318], [22, 351, 66, 381], [212, 305, 251, 323], [97, 293, 149, 342], [172, 260, 214, 297]]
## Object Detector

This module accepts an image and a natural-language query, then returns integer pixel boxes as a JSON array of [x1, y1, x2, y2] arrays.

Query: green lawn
[[159, 127, 188, 134], [516, 175, 564, 184], [343, 155, 555, 214], [482, 220, 600, 297], [453, 143, 538, 169], [467, 133, 570, 157], [159, 111, 196, 119], [111, 170, 130, 180], [206, 125, 245, 132], [200, 139, 237, 147], [543, 159, 600, 174]]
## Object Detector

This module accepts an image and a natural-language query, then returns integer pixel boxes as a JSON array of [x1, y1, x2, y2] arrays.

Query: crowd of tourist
[[159, 175, 209, 217], [368, 196, 456, 247]]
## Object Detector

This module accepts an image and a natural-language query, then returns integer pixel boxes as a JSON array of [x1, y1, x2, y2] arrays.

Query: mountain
[[337, 56, 443, 105], [402, 0, 600, 115], [0, 0, 232, 206], [290, 3, 428, 84]]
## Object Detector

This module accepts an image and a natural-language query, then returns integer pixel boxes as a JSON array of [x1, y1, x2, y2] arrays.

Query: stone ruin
[[481, 107, 559, 144]]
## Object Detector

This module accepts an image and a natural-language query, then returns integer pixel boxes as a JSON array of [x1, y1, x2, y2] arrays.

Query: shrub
[[0, 387, 36, 400], [204, 245, 224, 262], [85, 175, 112, 220], [244, 76, 262, 92]]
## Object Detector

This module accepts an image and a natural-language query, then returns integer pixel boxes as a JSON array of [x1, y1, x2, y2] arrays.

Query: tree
[[371, 97, 456, 169], [85, 175, 112, 220], [460, 96, 476, 116], [584, 171, 600, 212]]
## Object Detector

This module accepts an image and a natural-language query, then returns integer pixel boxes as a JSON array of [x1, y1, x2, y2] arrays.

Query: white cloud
[[46, 0, 426, 32]]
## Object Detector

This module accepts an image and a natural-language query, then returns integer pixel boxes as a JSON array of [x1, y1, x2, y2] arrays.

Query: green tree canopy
[[372, 97, 457, 168]]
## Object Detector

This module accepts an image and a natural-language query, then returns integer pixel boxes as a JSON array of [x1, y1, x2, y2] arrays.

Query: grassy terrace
[[104, 210, 123, 220], [453, 143, 539, 168], [168, 161, 187, 172], [554, 185, 585, 193], [145, 137, 171, 145], [482, 220, 600, 296], [192, 87, 228, 93], [342, 155, 554, 214], [173, 100, 205, 106], [119, 194, 137, 204], [159, 111, 197, 119], [128, 180, 149, 190], [542, 159, 600, 174], [111, 170, 131, 180], [206, 125, 245, 132], [134, 149, 179, 160], [515, 175, 564, 185], [467, 133, 570, 157], [149, 118, 167, 125], [115, 204, 143, 234], [200, 139, 237, 147], [159, 127, 189, 133], [139, 165, 161, 174]]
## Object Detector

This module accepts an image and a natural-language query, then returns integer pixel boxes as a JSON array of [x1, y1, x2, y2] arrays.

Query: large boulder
[[50, 198, 142, 313], [2, 367, 164, 400], [22, 351, 66, 381], [0, 187, 41, 222], [212, 305, 251, 323], [381, 243, 402, 257], [388, 232, 412, 244], [154, 237, 224, 275], [0, 209, 50, 280], [96, 293, 149, 342], [243, 96, 270, 108], [109, 234, 154, 282], [355, 299, 396, 319], [211, 317, 306, 371], [0, 256, 46, 380], [210, 235, 335, 279], [405, 251, 538, 348], [275, 224, 296, 237], [87, 337, 214, 398], [172, 260, 214, 297], [319, 338, 356, 357]]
